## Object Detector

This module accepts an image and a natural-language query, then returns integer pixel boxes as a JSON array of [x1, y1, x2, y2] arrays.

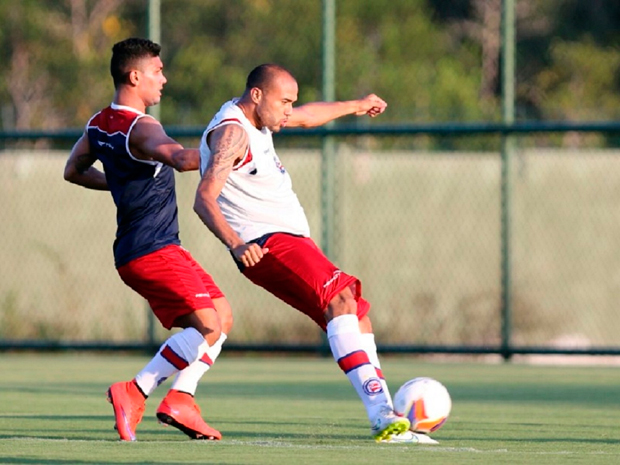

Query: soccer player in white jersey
[[194, 64, 430, 443]]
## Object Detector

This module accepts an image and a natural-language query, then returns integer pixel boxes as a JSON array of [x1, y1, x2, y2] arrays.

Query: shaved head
[[244, 64, 295, 94]]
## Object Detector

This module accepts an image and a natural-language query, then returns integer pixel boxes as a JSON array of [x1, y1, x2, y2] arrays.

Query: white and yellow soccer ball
[[393, 377, 452, 434]]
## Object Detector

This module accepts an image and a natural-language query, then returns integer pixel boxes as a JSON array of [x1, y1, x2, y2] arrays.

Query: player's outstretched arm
[[64, 133, 109, 190], [130, 116, 200, 172], [287, 94, 388, 128], [194, 124, 268, 267]]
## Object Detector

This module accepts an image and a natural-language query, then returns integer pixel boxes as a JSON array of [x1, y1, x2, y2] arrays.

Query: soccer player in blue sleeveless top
[[64, 37, 231, 441]]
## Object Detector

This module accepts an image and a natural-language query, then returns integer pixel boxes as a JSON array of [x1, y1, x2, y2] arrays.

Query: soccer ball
[[393, 377, 451, 434]]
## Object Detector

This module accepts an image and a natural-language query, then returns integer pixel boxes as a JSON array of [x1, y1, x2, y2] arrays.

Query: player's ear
[[250, 87, 262, 104], [127, 69, 140, 86]]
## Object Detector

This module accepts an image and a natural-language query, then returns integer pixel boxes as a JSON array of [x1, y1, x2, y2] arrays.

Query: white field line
[[3, 437, 617, 456]]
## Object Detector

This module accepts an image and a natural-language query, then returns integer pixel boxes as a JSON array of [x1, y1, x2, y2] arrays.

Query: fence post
[[146, 0, 161, 349], [148, 0, 161, 122], [500, 0, 516, 361], [320, 0, 336, 354]]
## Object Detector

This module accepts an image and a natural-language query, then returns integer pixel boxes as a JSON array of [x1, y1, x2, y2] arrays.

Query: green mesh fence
[[2, 0, 620, 355], [2, 141, 620, 354]]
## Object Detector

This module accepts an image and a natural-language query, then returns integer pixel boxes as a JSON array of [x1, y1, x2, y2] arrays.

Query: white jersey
[[199, 99, 311, 243]]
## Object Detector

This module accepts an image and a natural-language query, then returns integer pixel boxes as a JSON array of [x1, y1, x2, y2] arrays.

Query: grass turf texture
[[0, 354, 619, 464]]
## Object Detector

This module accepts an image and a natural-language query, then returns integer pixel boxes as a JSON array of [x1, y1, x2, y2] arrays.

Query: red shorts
[[117, 244, 224, 330], [241, 233, 370, 331]]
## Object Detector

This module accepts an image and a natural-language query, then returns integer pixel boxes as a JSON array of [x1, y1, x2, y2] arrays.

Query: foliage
[[0, 0, 619, 147]]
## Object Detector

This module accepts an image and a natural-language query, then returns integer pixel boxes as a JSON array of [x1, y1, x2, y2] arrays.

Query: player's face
[[136, 56, 167, 107], [256, 74, 298, 132]]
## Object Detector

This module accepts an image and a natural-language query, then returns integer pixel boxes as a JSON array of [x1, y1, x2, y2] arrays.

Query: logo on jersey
[[273, 155, 286, 174], [97, 140, 114, 150], [363, 378, 384, 396]]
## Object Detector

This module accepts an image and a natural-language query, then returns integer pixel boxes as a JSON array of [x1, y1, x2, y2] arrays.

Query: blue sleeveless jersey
[[86, 103, 180, 267]]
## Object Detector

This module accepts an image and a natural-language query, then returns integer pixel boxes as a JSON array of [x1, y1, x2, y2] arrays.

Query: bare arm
[[129, 116, 200, 172], [287, 94, 388, 128], [64, 133, 108, 190], [193, 124, 268, 267]]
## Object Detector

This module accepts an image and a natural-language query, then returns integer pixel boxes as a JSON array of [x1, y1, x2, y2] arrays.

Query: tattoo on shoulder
[[208, 126, 248, 180]]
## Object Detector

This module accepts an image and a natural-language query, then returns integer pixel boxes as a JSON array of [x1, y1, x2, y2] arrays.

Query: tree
[[1, 0, 620, 146]]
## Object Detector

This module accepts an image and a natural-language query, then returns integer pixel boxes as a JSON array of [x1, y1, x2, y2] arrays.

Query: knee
[[219, 312, 233, 335], [201, 326, 221, 347], [359, 314, 373, 333], [195, 311, 222, 345], [325, 288, 357, 321], [175, 308, 222, 345], [213, 297, 234, 335]]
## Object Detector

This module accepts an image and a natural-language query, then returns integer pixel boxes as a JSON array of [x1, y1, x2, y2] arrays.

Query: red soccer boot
[[156, 389, 221, 440], [106, 380, 146, 441]]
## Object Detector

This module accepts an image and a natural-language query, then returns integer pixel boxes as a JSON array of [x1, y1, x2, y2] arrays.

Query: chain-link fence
[[3, 133, 620, 355], [2, 0, 620, 356]]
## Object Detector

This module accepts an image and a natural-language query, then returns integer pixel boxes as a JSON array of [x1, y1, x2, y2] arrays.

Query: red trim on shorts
[[161, 345, 190, 370], [337, 350, 371, 374]]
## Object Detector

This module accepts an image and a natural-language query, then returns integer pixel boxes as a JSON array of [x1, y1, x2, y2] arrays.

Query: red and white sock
[[327, 314, 390, 421], [360, 332, 393, 408], [135, 327, 208, 396], [170, 333, 227, 395]]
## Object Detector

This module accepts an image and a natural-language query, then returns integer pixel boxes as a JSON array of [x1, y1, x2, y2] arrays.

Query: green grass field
[[0, 354, 619, 464]]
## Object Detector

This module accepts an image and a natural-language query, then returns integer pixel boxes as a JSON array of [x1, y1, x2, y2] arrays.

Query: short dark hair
[[110, 38, 161, 88], [245, 64, 293, 92]]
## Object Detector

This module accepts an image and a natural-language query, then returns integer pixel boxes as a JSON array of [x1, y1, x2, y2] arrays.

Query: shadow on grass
[[441, 433, 619, 446], [0, 380, 351, 402], [0, 415, 360, 442], [0, 415, 108, 420], [451, 383, 620, 407], [0, 459, 205, 465]]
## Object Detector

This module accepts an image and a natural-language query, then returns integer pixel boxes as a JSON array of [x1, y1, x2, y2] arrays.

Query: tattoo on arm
[[207, 127, 248, 181]]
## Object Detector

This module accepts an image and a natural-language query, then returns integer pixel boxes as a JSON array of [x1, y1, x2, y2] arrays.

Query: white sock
[[171, 333, 227, 395], [135, 327, 208, 396], [360, 332, 393, 408], [327, 315, 390, 422]]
